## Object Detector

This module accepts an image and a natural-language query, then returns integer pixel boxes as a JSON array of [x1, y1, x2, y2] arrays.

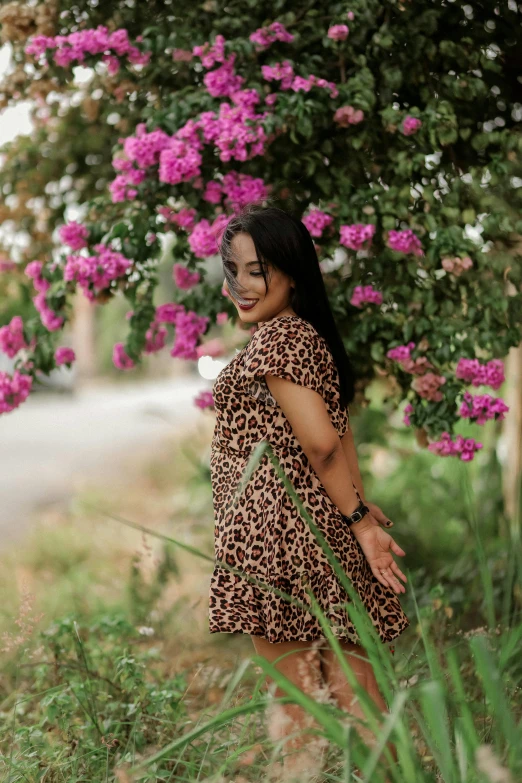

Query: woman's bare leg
[[320, 640, 398, 770], [250, 635, 331, 780]]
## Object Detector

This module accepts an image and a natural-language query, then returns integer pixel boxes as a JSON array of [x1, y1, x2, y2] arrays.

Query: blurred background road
[[0, 377, 209, 546]]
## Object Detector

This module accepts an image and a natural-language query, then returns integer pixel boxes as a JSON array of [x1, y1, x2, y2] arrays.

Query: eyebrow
[[229, 260, 261, 267]]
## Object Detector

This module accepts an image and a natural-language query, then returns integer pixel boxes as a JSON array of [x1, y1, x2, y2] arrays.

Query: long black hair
[[219, 202, 356, 410]]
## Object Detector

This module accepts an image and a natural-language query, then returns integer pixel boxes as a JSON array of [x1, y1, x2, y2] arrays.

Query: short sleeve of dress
[[240, 318, 327, 406]]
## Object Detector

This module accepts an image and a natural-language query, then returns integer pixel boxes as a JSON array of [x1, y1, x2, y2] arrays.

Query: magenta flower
[[334, 105, 364, 126], [0, 316, 29, 358], [195, 337, 226, 358], [113, 342, 135, 370], [350, 285, 383, 307], [402, 116, 422, 136], [459, 391, 509, 424], [302, 209, 333, 238], [386, 229, 424, 257], [221, 171, 269, 211], [403, 402, 414, 426], [170, 310, 210, 360], [188, 219, 219, 258], [0, 370, 33, 414], [173, 263, 201, 290], [144, 322, 168, 354], [64, 243, 132, 301], [59, 221, 90, 250], [455, 358, 505, 390], [327, 24, 349, 41], [55, 347, 76, 366], [428, 432, 483, 462], [250, 22, 294, 50], [192, 34, 226, 69], [194, 389, 215, 410], [155, 303, 184, 324], [25, 26, 151, 69], [203, 55, 245, 98], [339, 223, 375, 250], [411, 372, 446, 402]]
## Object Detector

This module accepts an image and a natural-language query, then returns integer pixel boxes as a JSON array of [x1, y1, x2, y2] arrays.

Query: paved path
[[0, 377, 210, 546]]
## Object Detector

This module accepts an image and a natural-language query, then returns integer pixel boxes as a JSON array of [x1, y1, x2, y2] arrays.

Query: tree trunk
[[500, 341, 522, 534]]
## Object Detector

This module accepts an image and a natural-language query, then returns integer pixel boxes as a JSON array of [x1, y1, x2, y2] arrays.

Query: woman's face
[[223, 232, 296, 325]]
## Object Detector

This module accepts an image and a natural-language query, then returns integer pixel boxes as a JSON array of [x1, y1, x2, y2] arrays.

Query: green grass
[[0, 421, 521, 782]]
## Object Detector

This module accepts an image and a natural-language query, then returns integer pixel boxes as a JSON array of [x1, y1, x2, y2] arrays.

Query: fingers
[[390, 560, 407, 583], [390, 539, 406, 556], [384, 571, 405, 594], [373, 559, 407, 594]]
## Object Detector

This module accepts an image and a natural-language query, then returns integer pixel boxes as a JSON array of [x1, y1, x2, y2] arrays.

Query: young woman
[[208, 203, 409, 778]]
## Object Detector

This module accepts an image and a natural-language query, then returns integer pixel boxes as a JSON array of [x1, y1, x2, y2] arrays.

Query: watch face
[[353, 511, 362, 522]]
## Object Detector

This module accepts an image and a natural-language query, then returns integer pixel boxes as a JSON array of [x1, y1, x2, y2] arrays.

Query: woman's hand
[[364, 500, 394, 529], [350, 515, 407, 594]]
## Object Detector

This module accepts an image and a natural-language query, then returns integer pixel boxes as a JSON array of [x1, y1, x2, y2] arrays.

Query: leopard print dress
[[209, 314, 410, 645]]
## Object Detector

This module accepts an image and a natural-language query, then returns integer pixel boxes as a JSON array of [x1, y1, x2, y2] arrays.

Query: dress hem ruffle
[[208, 564, 410, 646]]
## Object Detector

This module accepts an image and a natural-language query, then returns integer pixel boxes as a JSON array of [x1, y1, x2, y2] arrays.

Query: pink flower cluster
[[428, 432, 483, 462], [58, 221, 90, 250], [441, 256, 473, 276], [262, 61, 338, 98], [301, 209, 333, 238], [25, 26, 150, 73], [402, 116, 422, 136], [0, 370, 33, 414], [173, 263, 201, 290], [197, 90, 269, 162], [403, 402, 414, 426], [192, 34, 226, 69], [25, 260, 50, 292], [387, 342, 434, 376], [350, 285, 383, 308], [111, 92, 272, 203], [159, 138, 204, 186], [411, 372, 446, 402], [459, 391, 509, 424], [24, 260, 64, 331], [455, 358, 505, 390], [170, 309, 210, 360], [250, 22, 295, 49], [110, 157, 148, 201], [172, 48, 193, 62], [194, 389, 215, 410], [114, 302, 186, 370], [203, 171, 269, 210], [334, 105, 364, 126], [55, 347, 75, 365], [340, 223, 375, 250], [158, 206, 197, 230], [64, 243, 133, 301], [387, 229, 424, 257], [195, 337, 226, 358], [327, 25, 349, 41], [192, 34, 246, 98], [216, 311, 229, 325], [0, 316, 29, 357], [204, 56, 245, 98], [187, 219, 217, 258]]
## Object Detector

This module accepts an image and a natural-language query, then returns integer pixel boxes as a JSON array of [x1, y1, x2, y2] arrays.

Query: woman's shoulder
[[251, 315, 317, 341], [248, 315, 331, 366]]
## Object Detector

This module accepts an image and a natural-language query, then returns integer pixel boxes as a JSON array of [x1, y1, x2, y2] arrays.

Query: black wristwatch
[[340, 499, 370, 527]]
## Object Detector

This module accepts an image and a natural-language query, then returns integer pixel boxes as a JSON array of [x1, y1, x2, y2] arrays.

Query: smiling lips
[[238, 298, 258, 310]]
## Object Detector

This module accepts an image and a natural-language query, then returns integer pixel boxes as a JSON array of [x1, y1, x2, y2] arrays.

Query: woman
[[208, 203, 409, 778]]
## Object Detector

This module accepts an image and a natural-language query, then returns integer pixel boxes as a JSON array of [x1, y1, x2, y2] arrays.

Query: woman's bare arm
[[340, 419, 366, 501]]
